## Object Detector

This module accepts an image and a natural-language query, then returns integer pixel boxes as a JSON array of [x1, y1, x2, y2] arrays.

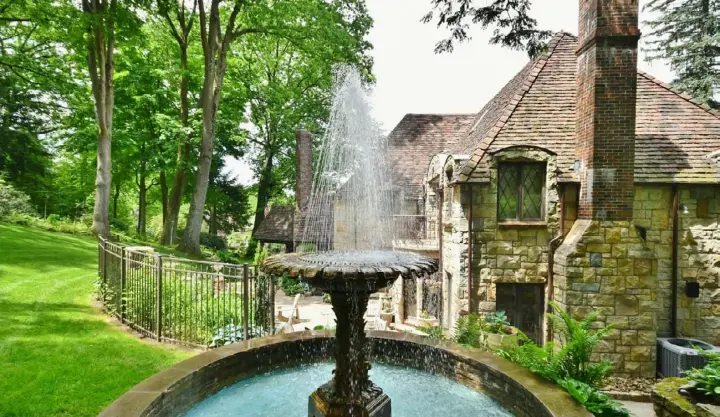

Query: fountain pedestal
[[261, 251, 438, 417], [308, 290, 391, 417]]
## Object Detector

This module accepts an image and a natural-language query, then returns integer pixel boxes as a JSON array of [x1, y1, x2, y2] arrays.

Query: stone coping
[[652, 378, 720, 417], [98, 331, 590, 417]]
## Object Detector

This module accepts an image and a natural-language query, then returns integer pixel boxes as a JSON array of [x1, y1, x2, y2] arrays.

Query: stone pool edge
[[97, 331, 590, 417]]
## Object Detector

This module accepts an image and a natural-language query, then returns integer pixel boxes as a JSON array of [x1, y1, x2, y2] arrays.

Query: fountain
[[97, 66, 589, 417], [261, 68, 439, 416]]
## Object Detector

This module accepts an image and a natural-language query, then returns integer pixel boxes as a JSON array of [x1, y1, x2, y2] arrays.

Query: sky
[[225, 0, 674, 185]]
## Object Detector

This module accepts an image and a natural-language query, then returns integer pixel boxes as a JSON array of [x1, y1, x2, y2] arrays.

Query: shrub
[[557, 379, 630, 417], [0, 179, 35, 218], [278, 273, 305, 296], [453, 313, 484, 348], [419, 325, 445, 340], [485, 310, 511, 334], [200, 233, 227, 251], [686, 351, 720, 398]]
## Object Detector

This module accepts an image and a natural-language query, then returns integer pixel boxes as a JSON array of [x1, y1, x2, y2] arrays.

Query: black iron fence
[[97, 237, 275, 349]]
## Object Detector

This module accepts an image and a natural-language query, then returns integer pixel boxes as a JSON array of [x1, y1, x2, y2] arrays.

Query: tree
[[230, 0, 374, 235], [180, 0, 371, 254], [422, 0, 552, 58], [157, 0, 198, 243], [644, 0, 720, 108]]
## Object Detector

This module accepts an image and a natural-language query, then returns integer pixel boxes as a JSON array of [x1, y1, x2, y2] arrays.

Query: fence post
[[102, 239, 108, 284], [243, 264, 249, 340], [269, 274, 276, 334], [120, 246, 126, 322], [156, 254, 163, 342]]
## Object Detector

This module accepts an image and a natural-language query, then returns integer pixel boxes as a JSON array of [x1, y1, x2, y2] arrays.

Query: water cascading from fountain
[[298, 66, 395, 252], [261, 66, 438, 417]]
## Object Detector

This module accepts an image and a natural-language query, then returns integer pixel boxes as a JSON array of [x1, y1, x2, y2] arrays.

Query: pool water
[[183, 363, 513, 417]]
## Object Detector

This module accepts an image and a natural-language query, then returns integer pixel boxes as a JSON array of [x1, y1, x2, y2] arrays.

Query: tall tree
[[422, 0, 552, 58], [82, 0, 118, 237], [644, 0, 720, 107], [157, 0, 198, 244]]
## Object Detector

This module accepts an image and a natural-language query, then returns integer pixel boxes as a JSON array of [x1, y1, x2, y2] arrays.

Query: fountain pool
[[182, 362, 512, 417]]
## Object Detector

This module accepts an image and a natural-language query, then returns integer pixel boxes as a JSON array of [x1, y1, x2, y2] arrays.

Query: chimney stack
[[576, 0, 640, 220], [295, 128, 313, 212]]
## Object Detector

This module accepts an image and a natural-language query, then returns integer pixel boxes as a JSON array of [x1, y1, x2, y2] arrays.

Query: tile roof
[[386, 114, 476, 199], [253, 205, 294, 243], [453, 32, 720, 184]]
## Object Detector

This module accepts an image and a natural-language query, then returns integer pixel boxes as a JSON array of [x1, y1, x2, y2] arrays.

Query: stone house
[[254, 0, 720, 377], [385, 2, 720, 377]]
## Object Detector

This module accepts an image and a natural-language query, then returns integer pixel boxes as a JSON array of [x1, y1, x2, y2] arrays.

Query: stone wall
[[99, 331, 591, 417], [632, 185, 720, 344], [553, 220, 658, 377], [677, 186, 720, 343]]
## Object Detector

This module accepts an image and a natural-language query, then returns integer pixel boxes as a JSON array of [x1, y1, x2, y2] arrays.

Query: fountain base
[[308, 382, 391, 417]]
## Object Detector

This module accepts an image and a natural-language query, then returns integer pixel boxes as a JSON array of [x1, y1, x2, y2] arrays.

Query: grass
[[0, 223, 192, 417]]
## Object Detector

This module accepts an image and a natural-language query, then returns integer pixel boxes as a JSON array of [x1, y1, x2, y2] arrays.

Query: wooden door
[[496, 283, 545, 345]]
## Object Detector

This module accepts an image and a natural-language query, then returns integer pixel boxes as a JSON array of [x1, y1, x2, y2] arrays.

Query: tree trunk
[[252, 152, 274, 234], [209, 203, 218, 235], [160, 170, 168, 225], [85, 0, 116, 238], [180, 0, 239, 255], [180, 75, 216, 254], [161, 44, 191, 244], [113, 181, 121, 218], [136, 169, 147, 236]]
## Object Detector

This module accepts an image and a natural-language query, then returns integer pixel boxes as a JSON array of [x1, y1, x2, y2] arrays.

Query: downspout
[[671, 185, 679, 337], [467, 185, 474, 314], [546, 184, 565, 342]]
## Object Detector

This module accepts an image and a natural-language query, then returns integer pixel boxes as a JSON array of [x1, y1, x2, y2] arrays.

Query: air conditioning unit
[[657, 337, 720, 377]]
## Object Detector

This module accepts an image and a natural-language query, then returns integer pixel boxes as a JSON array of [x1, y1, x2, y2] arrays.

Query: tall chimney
[[295, 128, 313, 212], [576, 0, 640, 220]]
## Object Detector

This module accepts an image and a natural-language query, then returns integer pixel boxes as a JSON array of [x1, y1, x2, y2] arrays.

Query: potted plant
[[418, 309, 439, 328], [482, 311, 517, 350], [380, 295, 394, 326]]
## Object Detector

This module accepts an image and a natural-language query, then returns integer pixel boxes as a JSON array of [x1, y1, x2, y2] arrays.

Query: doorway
[[496, 283, 545, 345]]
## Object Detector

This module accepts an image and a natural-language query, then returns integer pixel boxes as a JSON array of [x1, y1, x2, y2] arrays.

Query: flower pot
[[485, 332, 518, 350]]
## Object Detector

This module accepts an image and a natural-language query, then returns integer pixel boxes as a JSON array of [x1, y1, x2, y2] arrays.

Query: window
[[497, 163, 545, 221]]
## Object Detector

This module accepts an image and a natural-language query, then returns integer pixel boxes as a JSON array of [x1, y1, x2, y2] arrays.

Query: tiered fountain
[[261, 68, 438, 416]]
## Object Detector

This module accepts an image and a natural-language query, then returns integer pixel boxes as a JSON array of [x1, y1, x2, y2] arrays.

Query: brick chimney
[[295, 128, 313, 212], [576, 0, 640, 220]]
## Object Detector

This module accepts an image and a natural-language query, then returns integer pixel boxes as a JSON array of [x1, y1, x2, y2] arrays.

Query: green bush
[[2, 212, 91, 235], [278, 273, 305, 296], [453, 313, 484, 348], [494, 301, 621, 416], [200, 233, 227, 251], [419, 325, 445, 340], [496, 301, 613, 387], [0, 179, 35, 218], [557, 379, 630, 417], [686, 351, 720, 398], [485, 310, 511, 334]]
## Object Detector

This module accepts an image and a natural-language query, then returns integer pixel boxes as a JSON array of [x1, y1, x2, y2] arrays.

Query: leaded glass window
[[497, 163, 545, 220]]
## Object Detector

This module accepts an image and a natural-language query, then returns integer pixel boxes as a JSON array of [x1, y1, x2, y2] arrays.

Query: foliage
[[685, 351, 720, 398], [209, 323, 264, 347], [494, 302, 619, 416], [485, 310, 511, 334], [2, 213, 92, 235], [278, 273, 306, 296], [422, 0, 553, 58], [453, 313, 484, 348], [0, 223, 189, 417], [557, 379, 630, 417], [419, 325, 445, 340], [643, 0, 720, 108], [497, 302, 613, 387], [200, 232, 228, 251], [0, 179, 35, 218]]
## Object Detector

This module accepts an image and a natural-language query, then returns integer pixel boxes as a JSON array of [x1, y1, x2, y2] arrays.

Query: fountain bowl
[[97, 331, 591, 417]]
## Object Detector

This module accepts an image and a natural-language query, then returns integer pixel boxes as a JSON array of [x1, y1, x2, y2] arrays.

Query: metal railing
[[392, 215, 438, 241], [97, 237, 275, 349]]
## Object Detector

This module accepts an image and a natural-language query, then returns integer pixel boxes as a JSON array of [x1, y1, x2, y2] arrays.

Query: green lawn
[[0, 223, 192, 417]]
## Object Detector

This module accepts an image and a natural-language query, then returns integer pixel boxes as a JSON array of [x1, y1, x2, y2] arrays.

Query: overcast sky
[[226, 0, 674, 185]]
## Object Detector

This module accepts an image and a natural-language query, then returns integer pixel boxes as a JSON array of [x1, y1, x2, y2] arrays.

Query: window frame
[[497, 162, 546, 221]]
